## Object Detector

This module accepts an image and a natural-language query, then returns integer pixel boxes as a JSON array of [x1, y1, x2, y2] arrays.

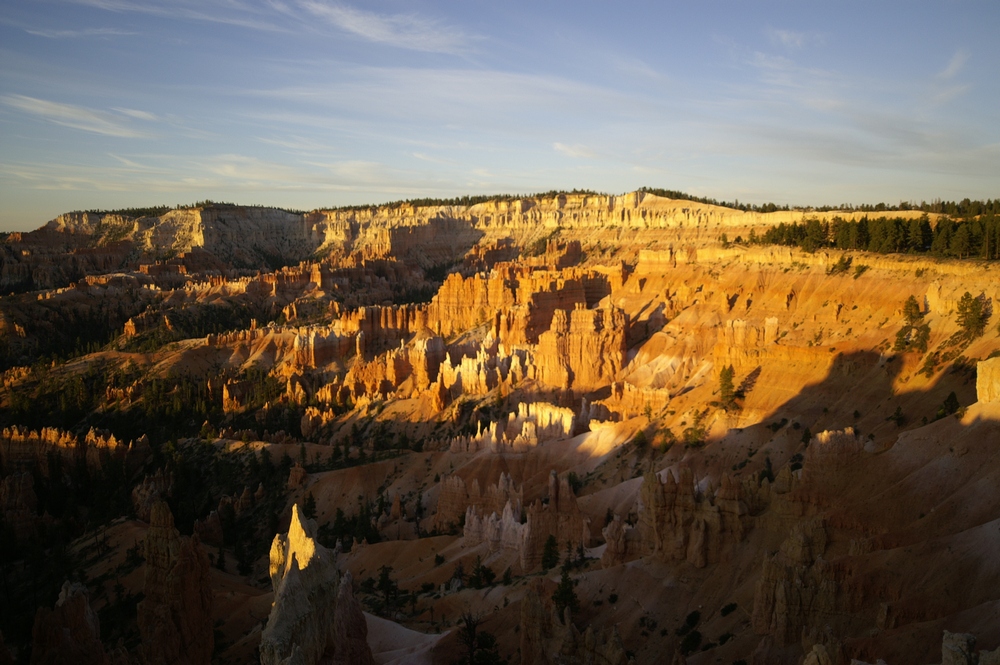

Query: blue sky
[[0, 1, 998, 231]]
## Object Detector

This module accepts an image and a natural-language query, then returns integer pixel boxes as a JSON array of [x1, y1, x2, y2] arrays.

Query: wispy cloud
[[768, 28, 805, 49], [936, 50, 969, 80], [297, 1, 471, 54], [65, 0, 471, 49], [553, 142, 595, 159], [26, 27, 136, 38], [1, 95, 151, 138], [768, 27, 826, 49], [66, 0, 289, 33], [112, 107, 158, 121]]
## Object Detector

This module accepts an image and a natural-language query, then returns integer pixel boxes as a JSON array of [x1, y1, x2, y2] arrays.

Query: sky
[[0, 1, 998, 231]]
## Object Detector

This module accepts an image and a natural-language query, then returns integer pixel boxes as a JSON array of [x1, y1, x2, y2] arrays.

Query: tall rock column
[[137, 501, 213, 665], [260, 504, 374, 665]]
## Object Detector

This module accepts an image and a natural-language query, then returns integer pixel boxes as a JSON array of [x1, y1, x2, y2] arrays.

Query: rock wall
[[0, 426, 147, 476], [448, 402, 575, 453], [849, 630, 1000, 665], [977, 357, 1000, 404], [636, 468, 754, 568], [331, 573, 375, 665], [751, 519, 835, 647], [137, 501, 213, 665], [434, 472, 522, 531], [713, 317, 779, 374], [260, 504, 373, 665], [31, 582, 107, 665], [520, 472, 591, 570], [461, 471, 589, 571], [535, 305, 627, 392]]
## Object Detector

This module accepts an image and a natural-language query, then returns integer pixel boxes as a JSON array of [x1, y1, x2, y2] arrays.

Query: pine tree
[[903, 295, 922, 325], [303, 492, 317, 520], [552, 568, 580, 622], [956, 291, 988, 339], [719, 364, 736, 410], [541, 534, 559, 571]]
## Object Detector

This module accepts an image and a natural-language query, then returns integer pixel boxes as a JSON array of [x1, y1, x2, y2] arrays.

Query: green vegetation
[[541, 534, 559, 571], [468, 556, 496, 589], [552, 569, 580, 621], [893, 295, 931, 353], [956, 291, 990, 340], [718, 364, 736, 410], [323, 189, 604, 213], [456, 612, 502, 665], [748, 211, 1000, 260], [935, 392, 961, 420]]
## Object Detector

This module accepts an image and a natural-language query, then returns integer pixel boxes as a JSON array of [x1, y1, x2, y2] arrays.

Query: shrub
[[680, 630, 703, 655]]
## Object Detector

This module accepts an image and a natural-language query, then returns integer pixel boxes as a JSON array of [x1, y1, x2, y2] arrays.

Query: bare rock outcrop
[[636, 468, 752, 568], [131, 469, 172, 522], [977, 356, 1000, 404], [535, 305, 626, 392], [434, 472, 522, 532], [448, 402, 576, 453], [137, 501, 213, 665], [600, 514, 633, 568], [849, 631, 999, 665], [331, 572, 374, 665], [31, 581, 107, 665], [260, 504, 374, 665], [751, 518, 835, 647], [463, 471, 589, 571], [520, 471, 591, 570], [519, 580, 632, 665]]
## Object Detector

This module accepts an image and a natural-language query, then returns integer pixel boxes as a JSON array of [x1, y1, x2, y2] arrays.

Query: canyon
[[0, 191, 998, 664]]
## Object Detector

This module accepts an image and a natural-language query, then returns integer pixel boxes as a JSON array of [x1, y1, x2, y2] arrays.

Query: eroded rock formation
[[30, 581, 107, 665], [751, 519, 834, 647], [260, 504, 374, 665], [636, 468, 754, 568], [137, 501, 213, 665], [519, 579, 632, 665]]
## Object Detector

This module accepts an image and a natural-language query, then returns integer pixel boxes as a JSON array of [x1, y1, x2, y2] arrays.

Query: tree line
[[746, 213, 1000, 260]]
